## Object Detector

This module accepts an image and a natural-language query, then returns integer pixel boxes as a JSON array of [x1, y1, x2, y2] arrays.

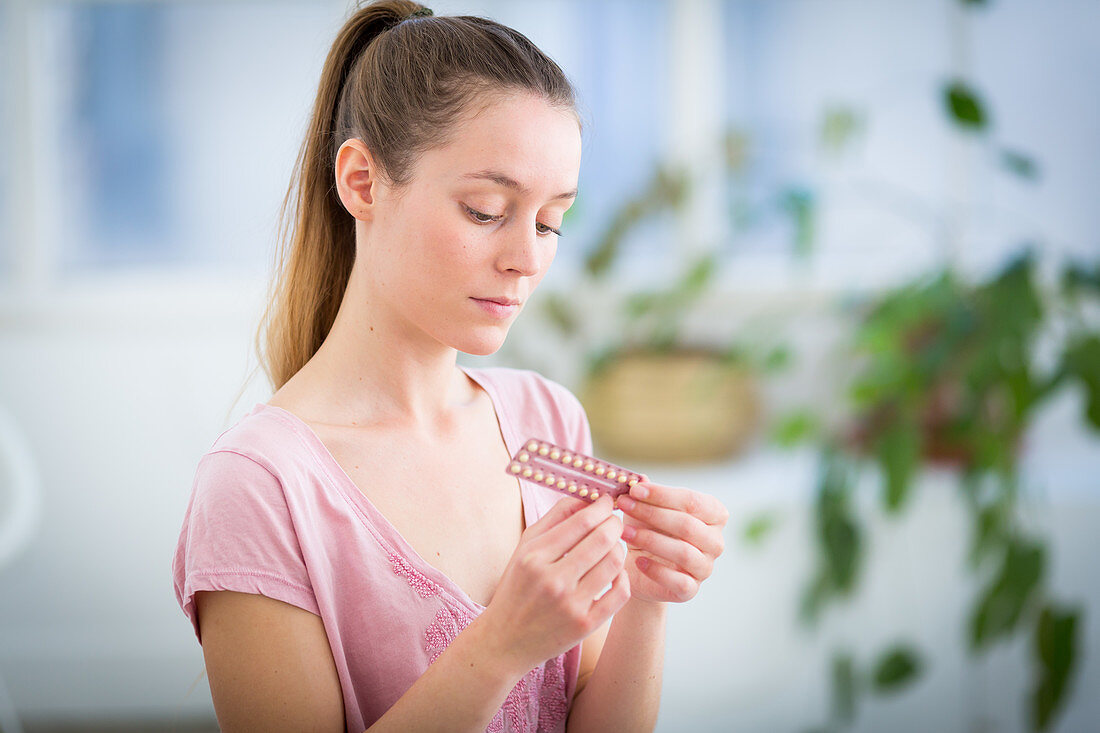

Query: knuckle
[[516, 552, 539, 577], [540, 575, 567, 601]]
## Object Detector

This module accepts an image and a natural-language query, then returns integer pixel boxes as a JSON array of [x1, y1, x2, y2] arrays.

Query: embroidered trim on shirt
[[537, 654, 569, 731], [389, 552, 441, 598], [424, 604, 474, 665]]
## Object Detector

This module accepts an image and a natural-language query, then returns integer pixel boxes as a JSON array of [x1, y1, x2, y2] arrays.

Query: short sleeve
[[171, 449, 319, 643]]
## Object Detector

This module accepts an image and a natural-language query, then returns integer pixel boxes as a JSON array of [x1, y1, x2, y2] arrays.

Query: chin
[[453, 329, 509, 357]]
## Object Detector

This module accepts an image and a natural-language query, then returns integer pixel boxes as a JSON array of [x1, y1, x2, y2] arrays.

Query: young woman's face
[[362, 92, 582, 356]]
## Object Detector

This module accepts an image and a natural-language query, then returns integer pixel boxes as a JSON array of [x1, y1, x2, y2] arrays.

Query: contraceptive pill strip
[[505, 438, 647, 506]]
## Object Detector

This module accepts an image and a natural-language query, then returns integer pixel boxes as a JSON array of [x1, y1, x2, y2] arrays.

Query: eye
[[536, 222, 563, 236], [463, 204, 502, 224]]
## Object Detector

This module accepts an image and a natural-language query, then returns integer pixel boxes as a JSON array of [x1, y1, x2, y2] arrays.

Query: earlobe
[[334, 138, 377, 221]]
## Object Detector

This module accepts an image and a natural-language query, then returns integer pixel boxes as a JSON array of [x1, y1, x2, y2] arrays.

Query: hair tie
[[409, 7, 433, 18]]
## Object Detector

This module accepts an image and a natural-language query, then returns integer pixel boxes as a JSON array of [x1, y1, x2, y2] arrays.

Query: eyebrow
[[459, 169, 577, 201]]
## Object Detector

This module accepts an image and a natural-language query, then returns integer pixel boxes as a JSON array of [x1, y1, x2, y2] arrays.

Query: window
[[4, 0, 1097, 295]]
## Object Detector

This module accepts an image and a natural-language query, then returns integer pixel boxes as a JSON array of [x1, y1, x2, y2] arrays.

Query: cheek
[[413, 217, 482, 275]]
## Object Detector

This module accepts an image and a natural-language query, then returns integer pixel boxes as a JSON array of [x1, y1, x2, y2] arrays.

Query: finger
[[532, 494, 615, 562], [588, 566, 630, 621], [634, 554, 700, 603], [618, 498, 723, 558], [625, 483, 730, 527], [576, 540, 626, 600], [555, 508, 622, 579], [622, 522, 714, 581]]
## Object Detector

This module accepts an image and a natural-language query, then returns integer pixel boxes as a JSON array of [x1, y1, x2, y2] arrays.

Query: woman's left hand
[[614, 481, 729, 604]]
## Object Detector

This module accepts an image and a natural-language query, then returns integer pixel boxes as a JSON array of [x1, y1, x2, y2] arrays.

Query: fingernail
[[633, 484, 649, 500], [618, 496, 635, 511], [622, 525, 636, 540]]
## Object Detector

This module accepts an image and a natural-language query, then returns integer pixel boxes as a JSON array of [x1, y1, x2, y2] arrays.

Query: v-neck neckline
[[255, 364, 530, 614]]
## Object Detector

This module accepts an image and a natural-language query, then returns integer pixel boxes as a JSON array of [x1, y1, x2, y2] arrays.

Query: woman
[[171, 2, 729, 731]]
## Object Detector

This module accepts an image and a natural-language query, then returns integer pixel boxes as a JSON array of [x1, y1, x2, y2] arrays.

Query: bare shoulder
[[195, 590, 345, 732]]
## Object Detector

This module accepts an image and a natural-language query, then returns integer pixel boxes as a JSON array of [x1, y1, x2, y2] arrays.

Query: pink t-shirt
[[171, 365, 594, 733]]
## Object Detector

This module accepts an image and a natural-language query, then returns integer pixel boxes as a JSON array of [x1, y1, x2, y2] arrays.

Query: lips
[[476, 297, 521, 306]]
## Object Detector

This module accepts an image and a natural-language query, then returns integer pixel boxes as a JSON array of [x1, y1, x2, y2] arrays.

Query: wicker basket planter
[[579, 347, 760, 463]]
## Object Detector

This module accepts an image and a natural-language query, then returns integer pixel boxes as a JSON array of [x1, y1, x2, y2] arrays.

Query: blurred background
[[0, 0, 1097, 731]]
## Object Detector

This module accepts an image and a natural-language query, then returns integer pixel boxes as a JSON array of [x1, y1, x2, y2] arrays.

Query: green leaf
[[1031, 603, 1081, 731], [1062, 336, 1100, 431], [817, 459, 862, 593], [780, 186, 816, 258], [624, 291, 661, 319], [772, 411, 820, 448], [762, 344, 793, 373], [968, 538, 1045, 651], [820, 105, 863, 155], [676, 253, 718, 298], [743, 512, 779, 545], [1000, 148, 1039, 180], [541, 292, 578, 336], [1061, 261, 1100, 299], [872, 645, 923, 693], [944, 80, 988, 131], [799, 568, 831, 627], [831, 651, 857, 723], [968, 497, 1010, 570], [875, 423, 920, 514]]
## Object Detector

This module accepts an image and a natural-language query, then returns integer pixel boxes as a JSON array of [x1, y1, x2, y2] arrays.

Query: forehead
[[421, 92, 582, 195]]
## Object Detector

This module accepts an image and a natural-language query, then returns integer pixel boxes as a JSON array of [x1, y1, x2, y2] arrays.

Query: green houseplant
[[772, 252, 1099, 732], [744, 2, 1100, 727]]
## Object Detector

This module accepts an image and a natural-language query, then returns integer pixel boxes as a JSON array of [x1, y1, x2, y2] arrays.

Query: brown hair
[[231, 0, 580, 413]]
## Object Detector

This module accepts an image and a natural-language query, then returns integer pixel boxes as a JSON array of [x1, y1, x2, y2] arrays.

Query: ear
[[334, 138, 381, 221]]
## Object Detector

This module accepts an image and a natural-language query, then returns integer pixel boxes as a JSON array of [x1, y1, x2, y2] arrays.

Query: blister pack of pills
[[505, 438, 647, 506]]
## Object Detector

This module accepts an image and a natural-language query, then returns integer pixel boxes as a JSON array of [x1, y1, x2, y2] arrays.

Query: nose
[[500, 219, 542, 277]]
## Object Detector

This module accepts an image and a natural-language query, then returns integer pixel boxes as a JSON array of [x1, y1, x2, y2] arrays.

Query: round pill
[[527, 440, 538, 451], [606, 470, 617, 480], [595, 466, 606, 476], [550, 449, 560, 459], [578, 488, 589, 497], [618, 474, 628, 483], [518, 452, 529, 462], [545, 475, 556, 485], [534, 472, 544, 481], [522, 468, 533, 477], [539, 446, 550, 456], [556, 479, 566, 489], [628, 477, 638, 486], [574, 458, 584, 468], [590, 491, 599, 499], [568, 484, 577, 493], [584, 462, 594, 471], [562, 452, 572, 463], [509, 463, 521, 473]]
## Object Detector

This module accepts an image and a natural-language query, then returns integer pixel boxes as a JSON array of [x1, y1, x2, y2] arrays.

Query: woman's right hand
[[479, 493, 629, 672]]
